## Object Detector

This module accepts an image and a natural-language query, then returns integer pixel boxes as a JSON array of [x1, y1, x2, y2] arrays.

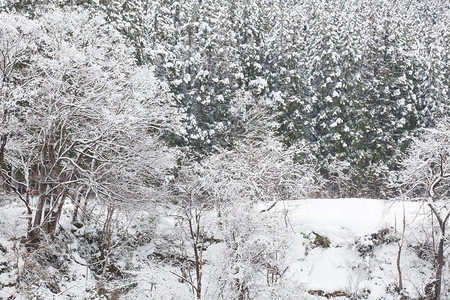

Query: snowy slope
[[282, 198, 426, 238], [276, 199, 436, 299]]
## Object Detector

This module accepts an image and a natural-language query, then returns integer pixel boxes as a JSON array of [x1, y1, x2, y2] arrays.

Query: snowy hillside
[[1, 197, 446, 299], [276, 199, 435, 299]]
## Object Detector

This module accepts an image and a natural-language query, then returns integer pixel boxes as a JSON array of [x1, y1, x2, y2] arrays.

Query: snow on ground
[[282, 198, 426, 239], [276, 199, 435, 299], [0, 197, 445, 299]]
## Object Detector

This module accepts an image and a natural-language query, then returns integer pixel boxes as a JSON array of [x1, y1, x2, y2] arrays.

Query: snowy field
[[0, 197, 446, 299]]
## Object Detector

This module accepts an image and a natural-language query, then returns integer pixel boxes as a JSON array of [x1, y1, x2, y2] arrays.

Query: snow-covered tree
[[1, 7, 178, 242], [393, 117, 449, 299], [165, 102, 318, 298], [208, 201, 290, 300], [0, 12, 36, 174], [275, 0, 441, 196]]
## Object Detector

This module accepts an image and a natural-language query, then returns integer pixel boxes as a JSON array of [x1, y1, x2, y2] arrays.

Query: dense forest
[[0, 0, 449, 299]]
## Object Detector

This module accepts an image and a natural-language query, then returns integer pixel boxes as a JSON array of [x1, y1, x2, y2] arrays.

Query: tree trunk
[[47, 196, 66, 234], [397, 209, 406, 292], [189, 215, 202, 299], [0, 134, 6, 168], [25, 193, 33, 233], [102, 206, 115, 245], [428, 204, 449, 300], [29, 191, 46, 242], [28, 186, 68, 242], [72, 194, 80, 225], [434, 236, 445, 300], [73, 188, 90, 227]]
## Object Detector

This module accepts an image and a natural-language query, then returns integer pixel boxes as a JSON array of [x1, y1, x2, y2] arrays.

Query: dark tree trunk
[[0, 134, 6, 167], [428, 204, 450, 300], [30, 191, 46, 239], [47, 197, 66, 234], [28, 185, 68, 243], [73, 188, 89, 227], [434, 235, 445, 300], [72, 193, 81, 225]]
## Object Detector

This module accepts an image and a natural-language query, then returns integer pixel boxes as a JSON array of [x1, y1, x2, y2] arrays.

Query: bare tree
[[394, 117, 449, 299], [164, 162, 209, 299], [396, 205, 406, 292]]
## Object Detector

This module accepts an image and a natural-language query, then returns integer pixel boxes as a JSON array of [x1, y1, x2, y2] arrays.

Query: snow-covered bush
[[199, 136, 319, 206], [206, 201, 290, 300]]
